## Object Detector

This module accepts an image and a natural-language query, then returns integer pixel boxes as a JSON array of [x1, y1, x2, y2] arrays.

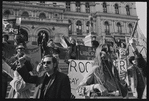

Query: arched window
[[114, 4, 119, 14], [76, 2, 81, 12], [103, 2, 107, 13], [76, 20, 82, 35], [117, 22, 122, 33], [4, 10, 11, 17], [66, 2, 70, 11], [21, 11, 29, 18], [128, 24, 133, 34], [68, 20, 72, 35], [85, 2, 90, 13], [39, 13, 46, 19], [104, 21, 110, 34], [126, 5, 130, 15], [86, 21, 90, 33]]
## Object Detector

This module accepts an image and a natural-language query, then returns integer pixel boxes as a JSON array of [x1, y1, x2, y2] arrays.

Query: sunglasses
[[43, 61, 51, 65], [17, 48, 25, 50]]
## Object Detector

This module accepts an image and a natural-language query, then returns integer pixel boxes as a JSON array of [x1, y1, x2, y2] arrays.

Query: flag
[[131, 21, 138, 38], [3, 18, 19, 34], [60, 36, 68, 48]]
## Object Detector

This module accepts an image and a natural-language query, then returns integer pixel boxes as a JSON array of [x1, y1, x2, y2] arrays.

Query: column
[[82, 20, 86, 35], [106, 2, 110, 13], [110, 3, 115, 14], [122, 22, 125, 33], [80, 2, 85, 12], [110, 20, 114, 33], [122, 4, 127, 15], [96, 16, 102, 36], [114, 21, 117, 33], [122, 22, 126, 33], [72, 19, 76, 35], [70, 1, 76, 12], [125, 22, 128, 34]]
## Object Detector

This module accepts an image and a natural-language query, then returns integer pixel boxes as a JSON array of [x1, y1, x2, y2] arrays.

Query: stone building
[[2, 1, 140, 45]]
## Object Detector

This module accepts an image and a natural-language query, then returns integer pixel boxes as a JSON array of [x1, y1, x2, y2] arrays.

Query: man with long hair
[[77, 44, 128, 98]]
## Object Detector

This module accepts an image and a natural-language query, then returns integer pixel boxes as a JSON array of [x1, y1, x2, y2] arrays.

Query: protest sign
[[68, 60, 94, 98], [77, 45, 95, 60], [113, 59, 129, 85]]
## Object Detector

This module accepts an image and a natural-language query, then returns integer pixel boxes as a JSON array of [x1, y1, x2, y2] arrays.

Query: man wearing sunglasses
[[16, 55, 71, 99]]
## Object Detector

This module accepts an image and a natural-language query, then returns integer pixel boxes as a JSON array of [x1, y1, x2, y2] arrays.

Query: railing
[[3, 1, 65, 8]]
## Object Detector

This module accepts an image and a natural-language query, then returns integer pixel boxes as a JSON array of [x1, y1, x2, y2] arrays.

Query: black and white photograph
[[2, 1, 147, 99]]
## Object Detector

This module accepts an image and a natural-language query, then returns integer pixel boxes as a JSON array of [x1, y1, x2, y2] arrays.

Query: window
[[114, 4, 119, 14], [103, 2, 107, 13], [85, 2, 90, 13], [117, 22, 122, 33], [104, 21, 110, 34], [40, 1, 45, 3], [68, 20, 72, 35], [76, 20, 82, 35], [86, 21, 90, 33], [21, 11, 29, 18], [128, 24, 133, 34], [126, 5, 130, 15], [66, 2, 70, 11], [39, 13, 46, 19], [76, 2, 81, 12]]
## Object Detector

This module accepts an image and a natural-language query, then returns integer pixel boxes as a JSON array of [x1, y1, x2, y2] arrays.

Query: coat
[[127, 49, 146, 99], [17, 65, 71, 99], [8, 71, 33, 98]]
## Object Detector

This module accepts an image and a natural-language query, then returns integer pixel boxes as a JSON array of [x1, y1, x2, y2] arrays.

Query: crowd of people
[[2, 30, 146, 99]]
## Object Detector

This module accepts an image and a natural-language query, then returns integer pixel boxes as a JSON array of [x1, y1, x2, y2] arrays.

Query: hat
[[16, 45, 25, 50]]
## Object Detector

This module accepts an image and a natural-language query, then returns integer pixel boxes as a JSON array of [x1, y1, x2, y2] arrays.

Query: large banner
[[68, 60, 94, 98], [77, 45, 95, 60]]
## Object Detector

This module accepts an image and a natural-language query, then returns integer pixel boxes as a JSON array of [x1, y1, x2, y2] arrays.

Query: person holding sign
[[128, 38, 146, 99], [76, 44, 128, 98]]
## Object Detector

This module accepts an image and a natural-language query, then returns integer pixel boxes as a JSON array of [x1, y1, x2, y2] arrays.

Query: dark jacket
[[17, 65, 71, 99], [133, 49, 146, 77]]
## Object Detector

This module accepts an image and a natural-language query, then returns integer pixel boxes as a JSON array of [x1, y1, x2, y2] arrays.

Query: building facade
[[2, 1, 139, 45]]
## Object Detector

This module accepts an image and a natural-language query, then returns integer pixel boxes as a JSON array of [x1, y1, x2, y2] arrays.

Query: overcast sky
[[136, 2, 147, 38]]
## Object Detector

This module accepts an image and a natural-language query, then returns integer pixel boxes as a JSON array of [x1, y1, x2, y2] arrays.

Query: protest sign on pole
[[113, 59, 129, 85], [68, 60, 94, 98]]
